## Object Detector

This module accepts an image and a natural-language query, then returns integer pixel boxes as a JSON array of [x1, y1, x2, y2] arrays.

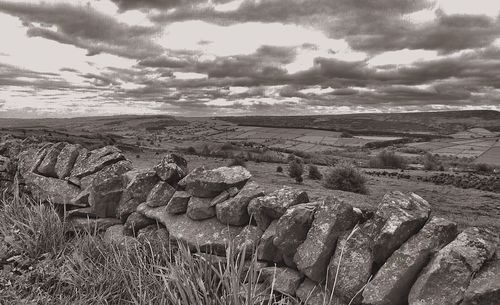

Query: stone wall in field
[[0, 136, 498, 305]]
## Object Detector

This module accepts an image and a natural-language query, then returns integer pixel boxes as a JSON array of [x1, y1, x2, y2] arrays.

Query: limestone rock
[[166, 191, 191, 214], [117, 169, 159, 220], [363, 217, 458, 305], [260, 266, 304, 296], [295, 197, 359, 282], [124, 212, 156, 235], [88, 171, 124, 218], [257, 220, 283, 263], [232, 225, 263, 256], [71, 187, 90, 207], [273, 202, 316, 259], [154, 153, 187, 183], [370, 191, 431, 267], [141, 205, 244, 255], [25, 172, 81, 206], [408, 227, 498, 305], [327, 228, 373, 305], [55, 143, 81, 179], [247, 187, 309, 230], [79, 160, 132, 189], [297, 279, 344, 305], [216, 181, 264, 226], [67, 217, 121, 232], [70, 145, 125, 178], [210, 189, 230, 207], [179, 166, 251, 197], [146, 181, 176, 207], [462, 258, 500, 305], [104, 225, 139, 248], [37, 142, 66, 177], [136, 225, 170, 250], [186, 196, 215, 220]]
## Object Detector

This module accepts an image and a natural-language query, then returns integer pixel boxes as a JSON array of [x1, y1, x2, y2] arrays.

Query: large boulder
[[166, 191, 191, 214], [408, 227, 498, 305], [186, 196, 215, 220], [295, 197, 359, 282], [327, 228, 373, 305], [140, 205, 244, 255], [25, 172, 81, 206], [216, 181, 264, 226], [257, 220, 283, 263], [247, 187, 309, 230], [154, 153, 187, 184], [55, 143, 81, 179], [363, 217, 458, 305], [146, 181, 176, 208], [260, 266, 304, 296], [179, 166, 251, 197], [273, 202, 316, 264], [462, 257, 500, 305], [70, 146, 125, 178], [369, 191, 431, 267], [37, 142, 66, 177]]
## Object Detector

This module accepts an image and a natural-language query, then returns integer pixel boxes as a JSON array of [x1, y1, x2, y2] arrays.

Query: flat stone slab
[[25, 172, 82, 206], [141, 205, 245, 255], [179, 166, 251, 197]]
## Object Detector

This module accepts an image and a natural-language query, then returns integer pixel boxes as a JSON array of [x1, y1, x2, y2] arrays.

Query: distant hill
[[218, 110, 500, 136]]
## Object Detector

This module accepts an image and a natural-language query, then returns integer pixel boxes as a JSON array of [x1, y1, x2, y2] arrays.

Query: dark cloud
[[0, 1, 163, 59]]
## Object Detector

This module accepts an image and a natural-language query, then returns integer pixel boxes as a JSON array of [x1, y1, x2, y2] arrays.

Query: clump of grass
[[368, 150, 406, 169], [323, 161, 368, 194]]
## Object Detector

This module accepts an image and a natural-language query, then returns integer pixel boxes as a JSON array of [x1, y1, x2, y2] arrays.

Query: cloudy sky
[[1, 0, 500, 117]]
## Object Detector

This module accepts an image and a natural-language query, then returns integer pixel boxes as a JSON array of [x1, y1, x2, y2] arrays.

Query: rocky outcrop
[[462, 257, 500, 305]]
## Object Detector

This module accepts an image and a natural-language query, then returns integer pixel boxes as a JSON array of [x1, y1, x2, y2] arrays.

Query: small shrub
[[186, 146, 196, 154], [228, 157, 246, 168], [136, 154, 140, 158], [323, 162, 368, 194], [308, 165, 322, 180], [423, 153, 441, 171], [474, 163, 494, 174], [276, 166, 283, 173], [295, 176, 303, 184], [200, 144, 211, 156], [288, 159, 304, 181], [221, 142, 234, 150], [369, 150, 406, 169]]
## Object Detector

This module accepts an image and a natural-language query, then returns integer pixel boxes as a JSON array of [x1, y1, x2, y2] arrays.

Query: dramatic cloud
[[0, 0, 499, 117]]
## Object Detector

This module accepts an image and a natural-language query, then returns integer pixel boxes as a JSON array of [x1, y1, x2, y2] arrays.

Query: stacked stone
[[1, 139, 499, 305]]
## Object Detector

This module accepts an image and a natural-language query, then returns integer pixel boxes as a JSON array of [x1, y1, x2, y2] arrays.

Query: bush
[[323, 162, 368, 194], [308, 165, 322, 180], [276, 166, 283, 173], [228, 157, 246, 168], [474, 163, 494, 174], [368, 150, 406, 169], [423, 153, 441, 171], [200, 144, 211, 156], [288, 159, 304, 182], [186, 146, 196, 154]]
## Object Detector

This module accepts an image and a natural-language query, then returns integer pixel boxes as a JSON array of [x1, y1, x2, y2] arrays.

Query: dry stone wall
[[0, 136, 499, 305]]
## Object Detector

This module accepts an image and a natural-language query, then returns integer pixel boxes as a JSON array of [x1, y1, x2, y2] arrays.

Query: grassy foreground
[[0, 188, 309, 305]]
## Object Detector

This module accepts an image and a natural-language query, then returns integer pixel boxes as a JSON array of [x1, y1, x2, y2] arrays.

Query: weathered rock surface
[[118, 169, 159, 220], [179, 166, 251, 197], [124, 212, 156, 235], [104, 224, 139, 248], [25, 172, 81, 205], [141, 205, 244, 255], [297, 279, 344, 305], [146, 181, 176, 207], [462, 258, 500, 305], [232, 225, 263, 256], [154, 153, 187, 183], [55, 143, 81, 179], [79, 160, 132, 189], [327, 228, 373, 304], [70, 146, 124, 178], [187, 196, 215, 220], [370, 191, 431, 267], [260, 266, 304, 296], [273, 202, 316, 259], [166, 191, 191, 214], [88, 171, 123, 218], [136, 224, 170, 249], [37, 142, 66, 177], [408, 227, 498, 305], [66, 207, 97, 218], [216, 181, 264, 226], [248, 187, 309, 230], [67, 217, 121, 232], [363, 217, 458, 305], [257, 220, 283, 263], [295, 197, 359, 282]]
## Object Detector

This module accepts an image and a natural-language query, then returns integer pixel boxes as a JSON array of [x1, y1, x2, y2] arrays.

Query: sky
[[1, 0, 500, 117]]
